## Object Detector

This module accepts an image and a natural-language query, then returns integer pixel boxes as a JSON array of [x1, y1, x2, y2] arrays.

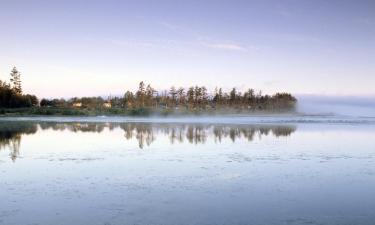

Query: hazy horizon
[[1, 0, 374, 98]]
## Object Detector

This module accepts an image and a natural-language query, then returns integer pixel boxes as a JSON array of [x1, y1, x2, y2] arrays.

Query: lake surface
[[0, 116, 375, 225]]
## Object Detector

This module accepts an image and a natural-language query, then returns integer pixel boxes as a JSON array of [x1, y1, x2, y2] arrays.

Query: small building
[[103, 102, 112, 108], [72, 102, 82, 107]]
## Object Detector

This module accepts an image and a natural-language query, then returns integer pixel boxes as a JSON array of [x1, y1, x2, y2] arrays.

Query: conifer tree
[[10, 67, 22, 94]]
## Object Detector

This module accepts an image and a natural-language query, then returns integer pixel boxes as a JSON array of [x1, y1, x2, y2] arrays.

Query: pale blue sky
[[0, 0, 374, 98]]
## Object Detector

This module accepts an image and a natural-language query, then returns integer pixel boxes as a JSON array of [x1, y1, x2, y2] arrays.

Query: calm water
[[0, 117, 375, 225]]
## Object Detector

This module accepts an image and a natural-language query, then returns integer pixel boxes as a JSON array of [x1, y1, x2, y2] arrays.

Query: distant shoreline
[[2, 74, 297, 115]]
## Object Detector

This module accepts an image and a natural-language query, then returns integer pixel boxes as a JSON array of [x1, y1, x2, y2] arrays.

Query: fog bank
[[297, 95, 375, 117]]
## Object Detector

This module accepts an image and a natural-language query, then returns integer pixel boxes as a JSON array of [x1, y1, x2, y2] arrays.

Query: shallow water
[[0, 118, 374, 225]]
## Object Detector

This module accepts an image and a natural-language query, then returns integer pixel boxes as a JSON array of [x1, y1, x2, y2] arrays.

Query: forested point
[[0, 67, 38, 108], [1, 68, 297, 116]]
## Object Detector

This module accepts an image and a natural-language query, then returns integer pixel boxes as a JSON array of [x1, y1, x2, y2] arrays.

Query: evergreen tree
[[146, 84, 155, 107], [136, 81, 146, 107], [177, 87, 185, 105], [124, 91, 135, 108], [201, 86, 208, 106], [194, 86, 201, 106], [230, 88, 236, 105], [218, 88, 223, 105], [169, 86, 177, 106], [10, 67, 22, 94], [187, 87, 195, 108]]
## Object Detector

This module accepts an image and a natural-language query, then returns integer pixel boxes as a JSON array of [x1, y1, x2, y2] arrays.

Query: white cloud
[[158, 21, 254, 52], [203, 43, 248, 52], [109, 39, 160, 49]]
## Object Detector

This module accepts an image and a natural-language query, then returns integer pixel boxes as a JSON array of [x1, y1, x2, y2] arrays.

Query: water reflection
[[0, 122, 38, 161], [0, 121, 296, 160]]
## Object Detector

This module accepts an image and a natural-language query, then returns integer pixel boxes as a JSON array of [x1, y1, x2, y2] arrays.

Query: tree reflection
[[0, 122, 37, 161], [0, 121, 296, 159]]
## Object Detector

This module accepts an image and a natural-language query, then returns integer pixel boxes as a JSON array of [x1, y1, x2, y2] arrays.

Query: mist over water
[[297, 95, 375, 117]]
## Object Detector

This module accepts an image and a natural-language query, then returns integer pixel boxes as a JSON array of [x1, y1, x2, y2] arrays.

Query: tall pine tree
[[10, 67, 22, 94]]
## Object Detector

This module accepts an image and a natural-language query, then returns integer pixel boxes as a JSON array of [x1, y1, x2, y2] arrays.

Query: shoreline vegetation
[[1, 67, 297, 116]]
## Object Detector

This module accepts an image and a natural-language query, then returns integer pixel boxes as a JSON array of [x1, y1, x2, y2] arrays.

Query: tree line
[[1, 67, 297, 112], [0, 67, 38, 108], [41, 81, 297, 112]]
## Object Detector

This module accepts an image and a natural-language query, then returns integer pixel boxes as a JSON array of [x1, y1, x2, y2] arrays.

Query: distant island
[[0, 67, 297, 116]]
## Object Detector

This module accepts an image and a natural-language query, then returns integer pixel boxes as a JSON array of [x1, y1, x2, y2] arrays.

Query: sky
[[0, 0, 374, 98]]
